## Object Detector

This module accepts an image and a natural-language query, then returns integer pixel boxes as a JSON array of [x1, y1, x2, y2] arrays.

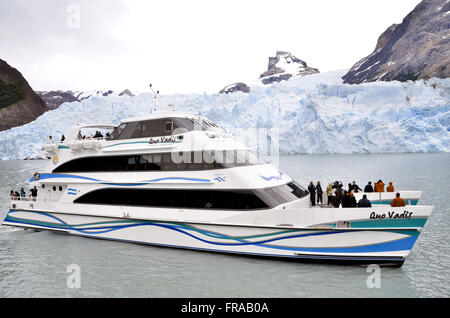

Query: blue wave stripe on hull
[[30, 173, 211, 185], [64, 232, 407, 263], [5, 210, 418, 254]]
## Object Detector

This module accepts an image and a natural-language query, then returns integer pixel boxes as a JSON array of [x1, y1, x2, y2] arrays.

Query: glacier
[[0, 70, 449, 160]]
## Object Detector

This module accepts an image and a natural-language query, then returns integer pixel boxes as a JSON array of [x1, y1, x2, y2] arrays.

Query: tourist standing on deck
[[341, 191, 352, 207], [390, 193, 406, 207], [387, 182, 395, 192], [350, 181, 362, 193], [20, 187, 25, 197], [335, 189, 344, 207], [326, 183, 332, 205], [358, 194, 372, 207], [349, 192, 357, 207], [30, 186, 38, 198], [308, 182, 316, 206], [316, 181, 323, 205], [374, 180, 385, 192], [364, 181, 374, 192], [347, 183, 353, 193]]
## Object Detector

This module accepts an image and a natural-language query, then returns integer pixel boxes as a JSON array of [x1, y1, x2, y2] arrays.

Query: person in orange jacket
[[390, 193, 406, 207], [387, 182, 395, 192], [374, 180, 385, 192]]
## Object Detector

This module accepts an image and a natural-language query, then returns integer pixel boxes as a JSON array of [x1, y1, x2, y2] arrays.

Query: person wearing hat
[[387, 182, 395, 192]]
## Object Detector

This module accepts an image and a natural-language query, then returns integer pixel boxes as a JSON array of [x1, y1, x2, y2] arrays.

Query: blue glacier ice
[[0, 70, 449, 160]]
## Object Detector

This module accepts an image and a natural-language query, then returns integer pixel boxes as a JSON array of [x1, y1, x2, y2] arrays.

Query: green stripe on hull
[[349, 218, 427, 228], [371, 200, 418, 205]]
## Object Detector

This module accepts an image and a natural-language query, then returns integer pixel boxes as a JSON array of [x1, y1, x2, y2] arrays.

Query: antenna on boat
[[149, 83, 165, 110], [149, 83, 175, 112]]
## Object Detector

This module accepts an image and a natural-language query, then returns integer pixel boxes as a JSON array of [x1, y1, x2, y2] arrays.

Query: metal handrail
[[10, 196, 37, 202]]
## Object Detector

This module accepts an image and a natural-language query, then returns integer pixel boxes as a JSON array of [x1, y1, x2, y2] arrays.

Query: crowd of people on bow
[[10, 186, 38, 200], [307, 179, 406, 208]]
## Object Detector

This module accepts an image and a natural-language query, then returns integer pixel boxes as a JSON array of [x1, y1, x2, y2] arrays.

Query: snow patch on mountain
[[259, 51, 320, 85]]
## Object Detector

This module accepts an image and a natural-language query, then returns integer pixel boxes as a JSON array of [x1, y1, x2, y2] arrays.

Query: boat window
[[164, 121, 173, 133], [117, 121, 139, 140], [110, 123, 127, 139], [253, 181, 309, 206], [53, 150, 264, 173], [74, 188, 269, 210], [52, 152, 208, 172], [141, 120, 164, 137]]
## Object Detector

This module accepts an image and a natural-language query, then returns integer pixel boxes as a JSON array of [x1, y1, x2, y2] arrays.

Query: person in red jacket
[[387, 182, 395, 192], [390, 193, 406, 207]]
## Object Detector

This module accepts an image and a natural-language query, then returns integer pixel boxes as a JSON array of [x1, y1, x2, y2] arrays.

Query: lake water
[[0, 153, 449, 297]]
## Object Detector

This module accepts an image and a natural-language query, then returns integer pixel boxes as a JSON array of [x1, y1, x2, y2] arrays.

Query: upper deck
[[40, 110, 262, 176]]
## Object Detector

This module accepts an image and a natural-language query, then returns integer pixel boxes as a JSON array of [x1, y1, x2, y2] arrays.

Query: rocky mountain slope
[[219, 82, 250, 94], [0, 59, 48, 131], [343, 0, 450, 84], [37, 89, 135, 109], [36, 90, 80, 110]]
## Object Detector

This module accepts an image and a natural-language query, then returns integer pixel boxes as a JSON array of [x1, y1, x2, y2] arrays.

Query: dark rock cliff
[[343, 0, 450, 84], [0, 59, 48, 131]]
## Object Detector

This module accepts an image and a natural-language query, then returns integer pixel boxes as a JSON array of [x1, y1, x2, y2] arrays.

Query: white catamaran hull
[[3, 204, 432, 266]]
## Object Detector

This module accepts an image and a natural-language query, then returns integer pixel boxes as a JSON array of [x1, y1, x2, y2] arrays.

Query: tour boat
[[2, 97, 433, 267]]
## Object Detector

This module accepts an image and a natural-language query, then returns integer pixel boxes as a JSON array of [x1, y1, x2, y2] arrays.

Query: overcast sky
[[0, 0, 421, 94]]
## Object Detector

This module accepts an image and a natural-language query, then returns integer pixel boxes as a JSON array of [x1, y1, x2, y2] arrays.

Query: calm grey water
[[0, 153, 449, 298]]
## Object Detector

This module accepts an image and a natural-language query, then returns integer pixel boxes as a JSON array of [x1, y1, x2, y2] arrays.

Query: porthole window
[[59, 186, 63, 191], [53, 186, 56, 191]]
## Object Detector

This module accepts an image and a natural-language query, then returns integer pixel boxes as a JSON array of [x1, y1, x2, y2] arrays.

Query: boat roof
[[75, 124, 116, 129], [121, 110, 205, 123]]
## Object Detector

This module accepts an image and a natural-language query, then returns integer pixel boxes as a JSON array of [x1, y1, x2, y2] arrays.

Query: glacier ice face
[[0, 70, 449, 160]]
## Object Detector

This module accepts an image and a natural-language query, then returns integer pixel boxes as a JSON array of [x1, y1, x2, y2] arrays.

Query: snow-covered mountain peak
[[74, 89, 134, 101], [259, 51, 320, 85]]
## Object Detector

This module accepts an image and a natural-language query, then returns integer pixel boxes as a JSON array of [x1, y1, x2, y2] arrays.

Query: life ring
[[33, 172, 40, 181]]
